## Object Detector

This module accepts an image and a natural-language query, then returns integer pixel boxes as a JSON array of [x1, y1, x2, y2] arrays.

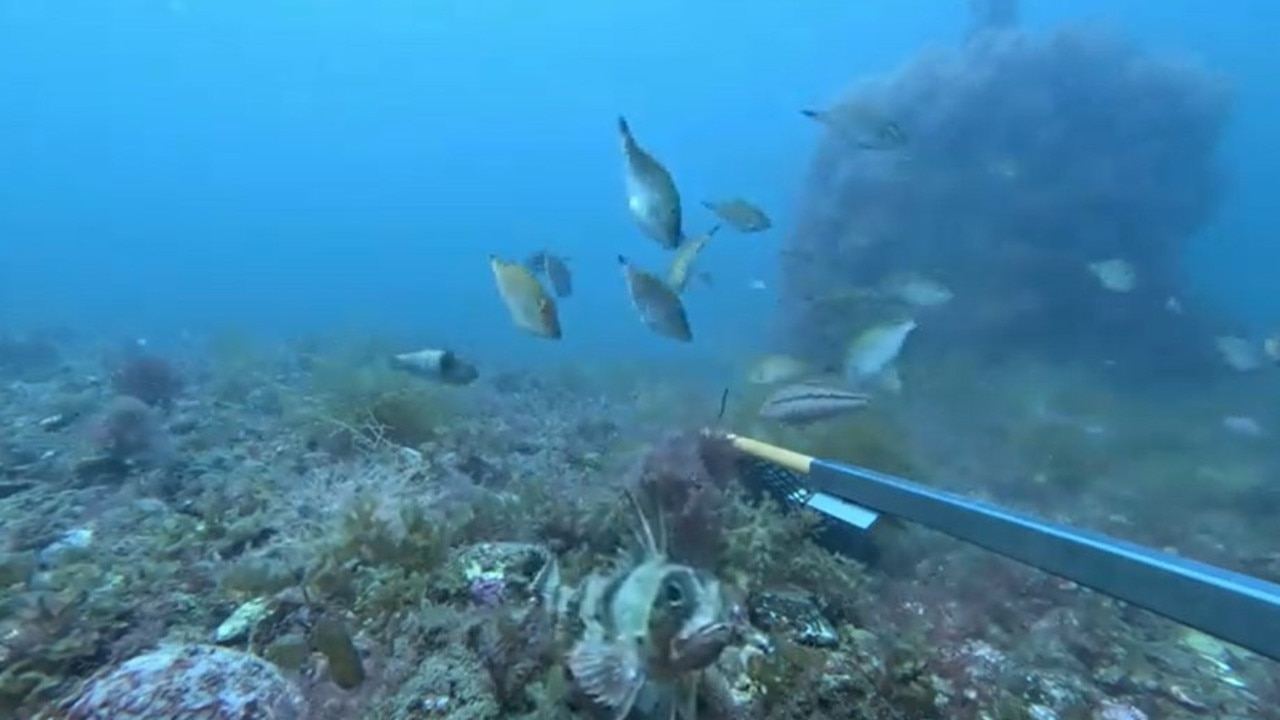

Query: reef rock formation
[[779, 16, 1233, 378]]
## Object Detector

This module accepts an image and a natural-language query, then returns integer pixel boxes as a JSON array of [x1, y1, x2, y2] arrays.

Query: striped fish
[[758, 383, 871, 424]]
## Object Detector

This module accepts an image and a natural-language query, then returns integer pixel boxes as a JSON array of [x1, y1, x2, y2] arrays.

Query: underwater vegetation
[[109, 354, 184, 409], [779, 19, 1233, 378], [293, 348, 462, 457], [0, 4, 1276, 718], [0, 329, 1274, 719]]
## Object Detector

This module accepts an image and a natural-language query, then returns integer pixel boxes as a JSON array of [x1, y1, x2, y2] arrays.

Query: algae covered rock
[[439, 541, 553, 607], [748, 588, 840, 648], [58, 643, 307, 720]]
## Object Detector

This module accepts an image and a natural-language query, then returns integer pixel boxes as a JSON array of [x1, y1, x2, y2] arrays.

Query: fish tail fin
[[617, 254, 628, 266], [799, 109, 820, 120], [700, 199, 715, 211], [617, 116, 631, 137], [707, 223, 722, 237]]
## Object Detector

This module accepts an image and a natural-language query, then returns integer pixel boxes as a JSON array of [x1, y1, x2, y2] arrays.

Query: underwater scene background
[[1, 0, 1278, 718]]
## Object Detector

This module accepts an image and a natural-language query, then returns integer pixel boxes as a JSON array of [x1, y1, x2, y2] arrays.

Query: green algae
[[296, 352, 460, 454]]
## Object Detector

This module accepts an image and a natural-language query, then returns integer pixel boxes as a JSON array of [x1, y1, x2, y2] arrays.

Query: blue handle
[[810, 458, 1280, 662]]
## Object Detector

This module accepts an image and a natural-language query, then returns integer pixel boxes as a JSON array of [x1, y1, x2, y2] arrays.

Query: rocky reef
[[0, 328, 1274, 720], [778, 12, 1234, 379]]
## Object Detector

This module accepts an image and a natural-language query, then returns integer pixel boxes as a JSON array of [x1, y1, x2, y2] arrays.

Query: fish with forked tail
[[619, 116, 684, 249]]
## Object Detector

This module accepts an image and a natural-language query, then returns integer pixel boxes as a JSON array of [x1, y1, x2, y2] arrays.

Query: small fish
[[1215, 335, 1262, 372], [388, 348, 479, 386], [526, 250, 573, 298], [618, 116, 684, 249], [702, 198, 771, 233], [748, 279, 768, 291], [854, 120, 908, 150], [759, 383, 871, 424], [619, 255, 693, 341], [845, 318, 917, 391], [801, 105, 907, 150], [1166, 296, 1184, 314], [882, 273, 953, 307], [1222, 415, 1264, 438], [747, 354, 813, 385], [1087, 258, 1136, 293], [985, 156, 1021, 180], [1265, 331, 1280, 364], [666, 225, 720, 293], [489, 255, 562, 339]]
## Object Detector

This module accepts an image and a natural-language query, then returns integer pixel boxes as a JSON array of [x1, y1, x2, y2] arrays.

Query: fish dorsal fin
[[567, 637, 646, 719], [624, 488, 663, 558], [532, 554, 561, 610], [655, 496, 668, 556]]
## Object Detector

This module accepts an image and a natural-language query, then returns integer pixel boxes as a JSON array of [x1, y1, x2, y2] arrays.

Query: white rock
[[214, 597, 272, 643]]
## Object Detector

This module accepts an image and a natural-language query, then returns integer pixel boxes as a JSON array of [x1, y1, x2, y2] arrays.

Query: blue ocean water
[[6, 5, 1280, 717], [3, 1, 1272, 361]]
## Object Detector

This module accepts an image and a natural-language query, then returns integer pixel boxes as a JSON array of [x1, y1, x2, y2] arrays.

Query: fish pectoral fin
[[567, 638, 645, 718]]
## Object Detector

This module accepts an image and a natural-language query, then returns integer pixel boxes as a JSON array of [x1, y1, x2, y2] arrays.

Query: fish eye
[[663, 579, 685, 605]]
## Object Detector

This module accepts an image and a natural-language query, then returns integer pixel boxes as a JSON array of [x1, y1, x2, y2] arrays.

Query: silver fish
[[619, 116, 684, 249], [619, 255, 693, 341], [759, 383, 871, 424], [801, 107, 907, 151], [702, 198, 771, 233], [388, 348, 479, 386], [844, 318, 917, 391]]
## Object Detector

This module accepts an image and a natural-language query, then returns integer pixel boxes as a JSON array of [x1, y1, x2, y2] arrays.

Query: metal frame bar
[[725, 432, 1280, 663]]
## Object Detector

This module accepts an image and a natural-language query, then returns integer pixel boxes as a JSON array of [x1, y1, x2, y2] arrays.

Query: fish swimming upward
[[666, 225, 719, 294], [618, 116, 684, 249]]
